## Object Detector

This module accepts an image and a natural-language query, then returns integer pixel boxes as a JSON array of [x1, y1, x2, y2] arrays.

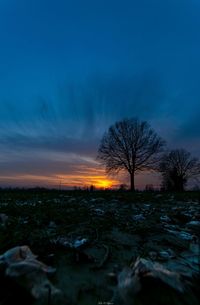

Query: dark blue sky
[[0, 0, 200, 188]]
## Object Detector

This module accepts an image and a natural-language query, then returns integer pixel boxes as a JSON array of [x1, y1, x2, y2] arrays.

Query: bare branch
[[97, 118, 165, 190], [159, 149, 200, 191]]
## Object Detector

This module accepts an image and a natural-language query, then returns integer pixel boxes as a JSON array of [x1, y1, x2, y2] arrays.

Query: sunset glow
[[58, 171, 118, 189], [93, 179, 113, 189], [0, 159, 162, 190], [0, 165, 119, 189]]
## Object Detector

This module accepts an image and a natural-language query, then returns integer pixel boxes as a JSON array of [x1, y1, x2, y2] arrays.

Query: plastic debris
[[132, 214, 145, 221], [186, 220, 200, 228], [74, 238, 88, 248], [53, 236, 88, 249], [18, 216, 29, 225], [149, 251, 157, 260], [178, 231, 194, 241], [160, 215, 171, 223], [0, 246, 60, 300], [48, 221, 57, 228], [158, 249, 175, 260], [142, 204, 151, 210], [0, 245, 37, 264], [166, 229, 193, 241], [92, 208, 105, 216], [113, 258, 191, 305], [0, 213, 8, 226]]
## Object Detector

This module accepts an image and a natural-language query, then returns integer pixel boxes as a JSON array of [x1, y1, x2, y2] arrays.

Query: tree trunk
[[130, 172, 135, 191]]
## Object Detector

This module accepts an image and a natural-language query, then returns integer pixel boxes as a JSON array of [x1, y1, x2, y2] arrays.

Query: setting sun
[[54, 166, 119, 190], [93, 179, 113, 189]]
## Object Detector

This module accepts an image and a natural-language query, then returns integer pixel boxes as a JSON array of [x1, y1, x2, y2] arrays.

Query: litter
[[132, 214, 145, 221], [0, 246, 60, 300]]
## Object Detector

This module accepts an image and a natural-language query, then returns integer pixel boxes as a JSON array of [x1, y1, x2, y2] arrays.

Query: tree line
[[97, 118, 200, 191]]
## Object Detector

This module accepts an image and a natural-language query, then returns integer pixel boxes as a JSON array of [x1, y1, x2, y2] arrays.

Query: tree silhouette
[[159, 149, 200, 191], [97, 118, 165, 191]]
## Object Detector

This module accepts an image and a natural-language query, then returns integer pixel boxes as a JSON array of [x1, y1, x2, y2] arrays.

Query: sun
[[95, 179, 112, 189]]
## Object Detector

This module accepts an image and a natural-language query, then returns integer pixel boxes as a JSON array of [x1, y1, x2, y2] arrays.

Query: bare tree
[[97, 118, 165, 191], [159, 149, 200, 191]]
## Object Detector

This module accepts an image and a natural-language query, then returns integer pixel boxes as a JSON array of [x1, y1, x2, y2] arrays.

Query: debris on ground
[[113, 257, 199, 305], [0, 213, 8, 227], [0, 246, 61, 302], [132, 214, 145, 221], [0, 190, 199, 305], [52, 236, 88, 249]]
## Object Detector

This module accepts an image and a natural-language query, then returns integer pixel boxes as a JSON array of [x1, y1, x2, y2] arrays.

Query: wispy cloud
[[0, 0, 200, 188]]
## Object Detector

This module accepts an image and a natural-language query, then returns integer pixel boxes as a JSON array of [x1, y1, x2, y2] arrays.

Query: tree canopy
[[98, 118, 165, 190], [159, 149, 200, 191]]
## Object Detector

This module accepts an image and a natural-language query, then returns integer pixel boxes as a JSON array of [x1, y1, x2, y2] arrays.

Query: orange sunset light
[[92, 179, 113, 189], [58, 171, 118, 189]]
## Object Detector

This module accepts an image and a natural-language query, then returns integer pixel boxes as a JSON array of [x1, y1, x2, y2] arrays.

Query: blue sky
[[0, 0, 200, 188]]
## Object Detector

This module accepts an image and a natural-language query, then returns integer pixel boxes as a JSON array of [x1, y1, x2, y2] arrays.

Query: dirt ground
[[0, 190, 199, 305]]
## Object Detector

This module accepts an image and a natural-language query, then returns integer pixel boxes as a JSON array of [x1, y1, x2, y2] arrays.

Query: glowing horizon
[[0, 166, 162, 190], [0, 174, 118, 190]]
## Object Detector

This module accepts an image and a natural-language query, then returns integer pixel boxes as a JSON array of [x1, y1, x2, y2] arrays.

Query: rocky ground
[[0, 190, 199, 305]]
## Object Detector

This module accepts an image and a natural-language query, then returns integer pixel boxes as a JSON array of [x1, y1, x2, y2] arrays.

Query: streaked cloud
[[0, 0, 200, 188]]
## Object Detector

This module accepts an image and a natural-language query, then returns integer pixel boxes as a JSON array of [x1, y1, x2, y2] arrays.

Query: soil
[[0, 190, 199, 305]]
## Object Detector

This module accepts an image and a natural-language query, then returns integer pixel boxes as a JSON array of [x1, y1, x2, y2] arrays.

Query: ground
[[0, 190, 199, 305]]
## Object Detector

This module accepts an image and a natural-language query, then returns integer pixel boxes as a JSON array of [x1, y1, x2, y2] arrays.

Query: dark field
[[0, 190, 199, 305]]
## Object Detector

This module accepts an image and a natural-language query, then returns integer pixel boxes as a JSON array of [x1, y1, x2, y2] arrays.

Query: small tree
[[89, 184, 95, 192], [145, 184, 154, 192], [118, 184, 128, 191], [97, 118, 165, 191], [159, 149, 200, 191]]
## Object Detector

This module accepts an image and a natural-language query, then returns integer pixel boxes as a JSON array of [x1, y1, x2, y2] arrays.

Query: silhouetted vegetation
[[97, 118, 165, 191], [159, 149, 200, 191]]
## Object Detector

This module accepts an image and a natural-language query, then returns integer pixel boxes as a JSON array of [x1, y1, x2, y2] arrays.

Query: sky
[[0, 0, 200, 189]]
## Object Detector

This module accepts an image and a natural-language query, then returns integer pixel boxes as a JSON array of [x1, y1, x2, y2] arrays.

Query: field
[[0, 190, 199, 305]]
